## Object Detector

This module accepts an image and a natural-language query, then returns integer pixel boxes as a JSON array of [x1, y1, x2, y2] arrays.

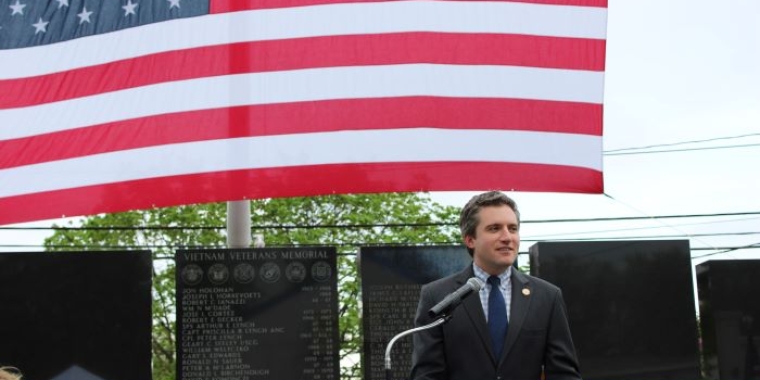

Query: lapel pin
[[522, 288, 531, 296]]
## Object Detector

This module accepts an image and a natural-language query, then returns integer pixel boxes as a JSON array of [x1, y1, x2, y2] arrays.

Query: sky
[[1, 0, 759, 267]]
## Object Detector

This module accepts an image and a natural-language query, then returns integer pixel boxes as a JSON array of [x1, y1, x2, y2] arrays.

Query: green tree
[[44, 193, 460, 380]]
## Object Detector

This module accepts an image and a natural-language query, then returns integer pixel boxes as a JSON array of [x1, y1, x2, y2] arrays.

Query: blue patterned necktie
[[488, 275, 508, 358]]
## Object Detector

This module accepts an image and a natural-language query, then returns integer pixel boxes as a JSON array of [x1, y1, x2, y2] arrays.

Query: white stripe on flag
[[0, 1, 608, 79], [0, 129, 602, 197], [1, 64, 604, 140]]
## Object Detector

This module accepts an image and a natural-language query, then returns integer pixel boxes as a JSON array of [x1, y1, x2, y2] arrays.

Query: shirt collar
[[472, 263, 511, 288]]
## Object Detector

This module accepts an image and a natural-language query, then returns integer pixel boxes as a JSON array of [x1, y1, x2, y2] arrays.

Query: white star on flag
[[32, 17, 49, 34], [56, 0, 69, 9], [78, 6, 93, 24], [9, 0, 26, 16], [123, 0, 138, 16], [168, 0, 180, 9]]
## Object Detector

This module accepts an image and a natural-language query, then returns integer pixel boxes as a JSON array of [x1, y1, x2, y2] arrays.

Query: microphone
[[427, 277, 484, 318]]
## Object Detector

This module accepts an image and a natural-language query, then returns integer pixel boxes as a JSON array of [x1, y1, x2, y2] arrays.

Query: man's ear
[[463, 235, 475, 249]]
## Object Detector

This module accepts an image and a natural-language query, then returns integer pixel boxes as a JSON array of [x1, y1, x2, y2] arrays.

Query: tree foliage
[[43, 193, 460, 379]]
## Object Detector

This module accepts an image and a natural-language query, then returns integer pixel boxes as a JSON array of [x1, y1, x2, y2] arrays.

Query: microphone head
[[467, 277, 484, 292]]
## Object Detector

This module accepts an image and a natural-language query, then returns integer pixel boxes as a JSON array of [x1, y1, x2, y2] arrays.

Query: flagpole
[[226, 200, 251, 248]]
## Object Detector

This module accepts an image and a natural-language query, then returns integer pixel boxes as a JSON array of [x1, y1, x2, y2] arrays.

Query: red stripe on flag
[[0, 162, 603, 225], [0, 33, 605, 109], [0, 97, 602, 169], [210, 0, 608, 14]]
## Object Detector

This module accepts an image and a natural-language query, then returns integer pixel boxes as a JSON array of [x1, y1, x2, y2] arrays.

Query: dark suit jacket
[[410, 264, 581, 380]]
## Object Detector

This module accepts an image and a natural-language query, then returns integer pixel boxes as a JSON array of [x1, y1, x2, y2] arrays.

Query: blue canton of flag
[[0, 0, 208, 49]]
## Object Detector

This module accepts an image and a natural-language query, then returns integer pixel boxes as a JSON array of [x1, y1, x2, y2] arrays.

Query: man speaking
[[410, 191, 581, 380]]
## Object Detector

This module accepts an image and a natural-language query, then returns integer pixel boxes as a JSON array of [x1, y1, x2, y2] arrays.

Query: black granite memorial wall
[[529, 240, 700, 380], [697, 260, 760, 380], [359, 245, 472, 380], [176, 247, 339, 380], [0, 251, 153, 380]]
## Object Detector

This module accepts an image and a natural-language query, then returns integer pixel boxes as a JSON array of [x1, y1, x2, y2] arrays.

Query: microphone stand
[[384, 314, 453, 380]]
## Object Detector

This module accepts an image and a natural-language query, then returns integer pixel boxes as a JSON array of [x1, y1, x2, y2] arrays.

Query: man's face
[[465, 205, 520, 275]]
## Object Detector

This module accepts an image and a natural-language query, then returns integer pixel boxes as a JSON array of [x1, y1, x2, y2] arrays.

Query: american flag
[[0, 0, 607, 225]]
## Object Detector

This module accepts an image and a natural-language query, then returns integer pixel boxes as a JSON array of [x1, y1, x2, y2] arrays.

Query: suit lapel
[[500, 267, 532, 362], [456, 266, 497, 364]]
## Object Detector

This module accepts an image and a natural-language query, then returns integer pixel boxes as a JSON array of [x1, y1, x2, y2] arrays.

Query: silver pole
[[226, 200, 251, 248]]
